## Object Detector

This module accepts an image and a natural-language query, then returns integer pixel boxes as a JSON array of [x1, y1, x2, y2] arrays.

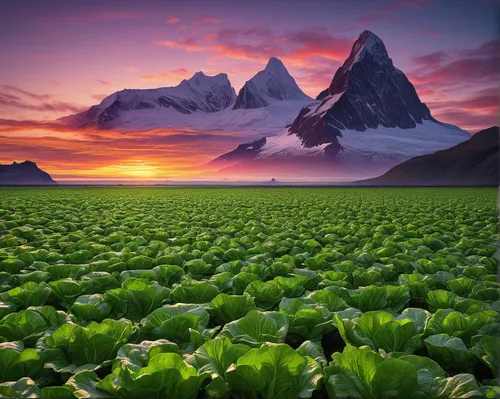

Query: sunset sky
[[0, 0, 498, 182]]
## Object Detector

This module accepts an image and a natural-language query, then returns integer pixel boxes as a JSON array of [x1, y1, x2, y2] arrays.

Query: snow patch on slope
[[257, 130, 330, 158], [312, 93, 344, 116], [337, 120, 470, 163], [254, 120, 469, 162], [108, 99, 316, 138]]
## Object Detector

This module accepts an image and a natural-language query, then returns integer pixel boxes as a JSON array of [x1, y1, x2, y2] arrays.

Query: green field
[[0, 187, 498, 398]]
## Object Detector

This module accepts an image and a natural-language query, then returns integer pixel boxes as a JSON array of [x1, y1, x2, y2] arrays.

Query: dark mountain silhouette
[[0, 161, 57, 185], [359, 126, 499, 186]]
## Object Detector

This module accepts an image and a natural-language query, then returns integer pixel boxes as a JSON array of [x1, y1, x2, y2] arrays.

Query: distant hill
[[0, 161, 57, 185], [359, 126, 499, 186]]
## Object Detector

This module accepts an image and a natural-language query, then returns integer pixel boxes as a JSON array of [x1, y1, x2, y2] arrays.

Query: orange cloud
[[141, 68, 192, 82], [153, 39, 209, 52]]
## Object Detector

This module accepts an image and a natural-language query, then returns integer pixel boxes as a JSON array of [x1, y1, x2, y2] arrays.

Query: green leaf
[[471, 335, 500, 375], [244, 280, 284, 310], [171, 280, 219, 304], [304, 289, 348, 312], [0, 342, 45, 382], [65, 370, 115, 398], [108, 339, 180, 371], [189, 337, 251, 397], [97, 353, 206, 399], [336, 310, 421, 354], [43, 319, 134, 368], [210, 293, 256, 323], [0, 282, 51, 309], [140, 303, 210, 345], [220, 310, 289, 347], [434, 373, 482, 398], [370, 357, 418, 398], [0, 378, 40, 398], [226, 343, 322, 399], [70, 294, 112, 322], [427, 290, 459, 312], [0, 306, 67, 346], [280, 298, 333, 340], [424, 334, 472, 371], [105, 278, 170, 322]]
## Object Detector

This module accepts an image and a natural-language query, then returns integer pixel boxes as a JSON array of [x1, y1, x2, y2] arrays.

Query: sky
[[0, 0, 498, 181]]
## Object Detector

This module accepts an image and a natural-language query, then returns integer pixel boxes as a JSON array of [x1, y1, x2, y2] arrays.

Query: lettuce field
[[0, 187, 498, 398]]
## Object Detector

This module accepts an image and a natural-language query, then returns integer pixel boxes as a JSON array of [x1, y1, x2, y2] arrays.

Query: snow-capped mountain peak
[[233, 57, 311, 110], [60, 71, 236, 129], [183, 71, 231, 88], [264, 56, 287, 72], [327, 30, 390, 97], [293, 29, 447, 148]]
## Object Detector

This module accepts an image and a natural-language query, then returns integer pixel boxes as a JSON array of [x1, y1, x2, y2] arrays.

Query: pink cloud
[[409, 40, 500, 92], [90, 94, 109, 102], [294, 64, 341, 95], [167, 16, 180, 24], [0, 95, 86, 113], [410, 56, 499, 86], [153, 27, 352, 67], [193, 17, 220, 26], [2, 85, 52, 101], [95, 79, 112, 86], [413, 51, 450, 68], [432, 109, 498, 132]]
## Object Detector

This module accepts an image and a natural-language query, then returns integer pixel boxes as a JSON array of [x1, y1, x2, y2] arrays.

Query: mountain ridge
[[60, 71, 237, 129], [59, 58, 312, 131]]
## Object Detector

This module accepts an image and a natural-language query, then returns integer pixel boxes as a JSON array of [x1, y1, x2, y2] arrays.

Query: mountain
[[0, 161, 56, 185], [60, 72, 236, 129], [359, 126, 499, 186], [59, 61, 312, 136], [291, 30, 436, 148], [209, 30, 470, 180], [233, 57, 311, 109]]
